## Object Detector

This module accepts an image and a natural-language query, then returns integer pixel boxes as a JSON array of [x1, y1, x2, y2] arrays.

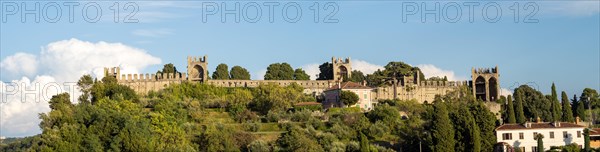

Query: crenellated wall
[[115, 72, 187, 94], [373, 80, 470, 103]]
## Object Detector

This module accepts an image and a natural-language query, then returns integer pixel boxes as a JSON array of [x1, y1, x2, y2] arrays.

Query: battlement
[[119, 72, 187, 82], [419, 80, 469, 87], [472, 66, 498, 74], [188, 55, 207, 63], [332, 56, 351, 64]]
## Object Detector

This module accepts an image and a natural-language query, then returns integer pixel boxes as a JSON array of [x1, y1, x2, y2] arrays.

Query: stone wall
[[373, 80, 470, 103]]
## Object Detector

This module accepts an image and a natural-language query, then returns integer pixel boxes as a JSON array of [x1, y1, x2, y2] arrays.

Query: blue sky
[[0, 0, 599, 137]]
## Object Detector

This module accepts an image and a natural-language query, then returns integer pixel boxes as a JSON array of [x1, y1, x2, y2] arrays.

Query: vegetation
[[3, 62, 598, 152], [293, 68, 310, 80], [340, 91, 360, 107], [157, 63, 180, 75], [264, 63, 294, 80], [230, 66, 251, 80], [349, 70, 366, 83], [317, 62, 333, 80], [213, 63, 230, 80]]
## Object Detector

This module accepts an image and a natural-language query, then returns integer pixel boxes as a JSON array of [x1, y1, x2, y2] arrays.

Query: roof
[[496, 122, 585, 131], [325, 82, 372, 91], [294, 102, 322, 106], [589, 128, 600, 136]]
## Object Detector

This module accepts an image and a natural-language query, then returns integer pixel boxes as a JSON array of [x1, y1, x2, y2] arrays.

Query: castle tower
[[104, 67, 121, 81], [471, 66, 500, 101], [187, 55, 208, 82], [332, 57, 352, 81]]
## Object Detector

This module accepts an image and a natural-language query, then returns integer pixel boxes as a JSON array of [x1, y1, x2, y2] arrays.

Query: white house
[[495, 121, 585, 152], [323, 82, 375, 111]]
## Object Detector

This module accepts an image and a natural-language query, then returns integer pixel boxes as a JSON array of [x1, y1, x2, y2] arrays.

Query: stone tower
[[187, 55, 208, 82], [471, 66, 500, 101], [332, 57, 352, 81], [104, 67, 121, 80]]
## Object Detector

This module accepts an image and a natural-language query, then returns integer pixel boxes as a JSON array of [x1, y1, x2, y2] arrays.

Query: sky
[[0, 0, 599, 137]]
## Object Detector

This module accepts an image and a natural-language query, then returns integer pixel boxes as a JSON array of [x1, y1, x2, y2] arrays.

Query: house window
[[533, 132, 538, 140], [578, 131, 582, 138], [519, 132, 524, 139], [363, 93, 367, 99], [550, 132, 554, 139], [502, 133, 512, 140], [532, 146, 538, 152], [564, 131, 569, 138]]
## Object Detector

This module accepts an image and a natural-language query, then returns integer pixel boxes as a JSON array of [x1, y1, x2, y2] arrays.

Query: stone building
[[104, 55, 501, 105], [323, 82, 375, 111]]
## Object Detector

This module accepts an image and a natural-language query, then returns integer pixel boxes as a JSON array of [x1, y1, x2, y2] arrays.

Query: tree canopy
[[212, 63, 230, 80], [264, 63, 294, 80], [230, 65, 251, 80]]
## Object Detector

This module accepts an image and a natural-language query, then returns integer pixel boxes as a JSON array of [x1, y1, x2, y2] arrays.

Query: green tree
[[317, 62, 333, 80], [212, 63, 230, 80], [432, 101, 455, 152], [551, 83, 562, 122], [365, 61, 424, 86], [581, 88, 599, 109], [562, 91, 575, 122], [535, 133, 544, 152], [264, 63, 294, 80], [451, 105, 481, 152], [576, 95, 587, 121], [359, 132, 370, 152], [585, 128, 591, 152], [514, 85, 552, 121], [293, 68, 310, 80], [507, 95, 517, 123], [469, 101, 498, 151], [515, 90, 527, 123], [157, 63, 179, 75], [349, 70, 366, 83], [230, 66, 251, 80], [340, 91, 360, 107], [77, 74, 94, 103]]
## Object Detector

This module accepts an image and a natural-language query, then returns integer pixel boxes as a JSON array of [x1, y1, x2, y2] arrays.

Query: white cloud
[[500, 88, 513, 97], [352, 60, 384, 75], [301, 63, 320, 80], [1, 38, 162, 137], [1, 53, 38, 80], [132, 28, 174, 37], [39, 38, 162, 82], [416, 64, 466, 81]]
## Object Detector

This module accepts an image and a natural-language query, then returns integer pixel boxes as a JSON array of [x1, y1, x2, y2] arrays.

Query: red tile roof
[[589, 128, 600, 136], [325, 82, 372, 91], [496, 122, 584, 131]]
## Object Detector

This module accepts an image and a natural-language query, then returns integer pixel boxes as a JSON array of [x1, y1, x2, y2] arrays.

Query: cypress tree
[[515, 90, 527, 123], [551, 83, 561, 122], [452, 105, 481, 152], [575, 101, 587, 121], [432, 102, 455, 152], [585, 128, 591, 152], [535, 134, 544, 152], [561, 91, 575, 122], [507, 95, 516, 123], [359, 132, 370, 152]]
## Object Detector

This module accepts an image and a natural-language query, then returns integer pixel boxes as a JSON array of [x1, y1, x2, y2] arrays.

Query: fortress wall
[[373, 81, 468, 103], [206, 80, 336, 94]]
